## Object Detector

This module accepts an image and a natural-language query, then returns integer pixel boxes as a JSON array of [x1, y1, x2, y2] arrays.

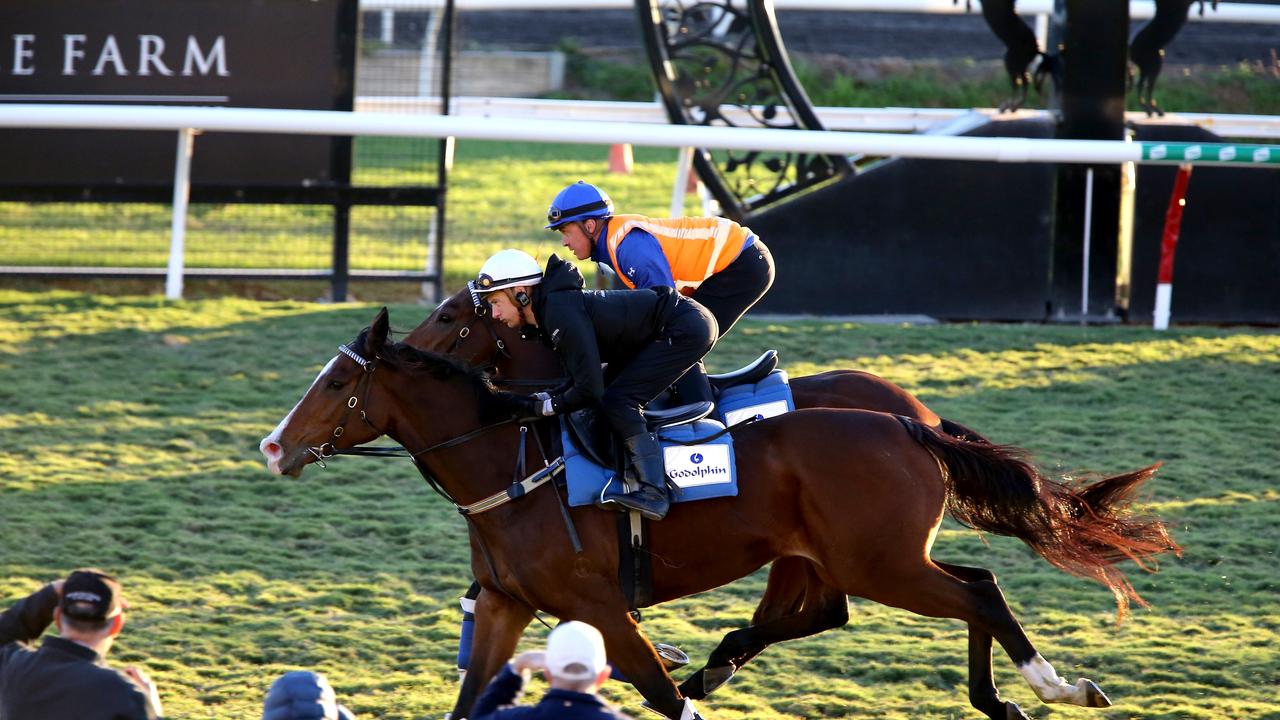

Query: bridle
[[306, 343, 384, 464], [445, 294, 514, 372], [305, 341, 565, 518], [444, 290, 566, 390]]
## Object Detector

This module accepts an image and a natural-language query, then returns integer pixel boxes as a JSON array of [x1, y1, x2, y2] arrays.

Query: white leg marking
[[259, 356, 338, 473], [1017, 654, 1088, 704]]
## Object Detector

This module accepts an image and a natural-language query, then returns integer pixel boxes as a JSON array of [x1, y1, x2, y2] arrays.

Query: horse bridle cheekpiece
[[450, 286, 511, 367], [307, 343, 380, 466]]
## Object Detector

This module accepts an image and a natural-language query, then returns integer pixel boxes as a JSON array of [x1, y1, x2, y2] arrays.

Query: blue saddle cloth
[[561, 370, 795, 508], [563, 418, 738, 508]]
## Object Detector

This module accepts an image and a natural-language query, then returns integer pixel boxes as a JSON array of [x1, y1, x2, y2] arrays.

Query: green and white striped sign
[[1140, 142, 1280, 165]]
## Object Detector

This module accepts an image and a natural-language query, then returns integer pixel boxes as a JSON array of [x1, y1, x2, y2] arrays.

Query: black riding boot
[[600, 432, 671, 520]]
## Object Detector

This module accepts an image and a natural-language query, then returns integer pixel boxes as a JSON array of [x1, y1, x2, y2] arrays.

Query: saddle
[[563, 401, 714, 470], [564, 349, 786, 470], [707, 349, 778, 391]]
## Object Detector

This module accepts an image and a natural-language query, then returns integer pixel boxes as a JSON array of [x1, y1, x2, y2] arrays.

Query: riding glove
[[532, 392, 556, 417]]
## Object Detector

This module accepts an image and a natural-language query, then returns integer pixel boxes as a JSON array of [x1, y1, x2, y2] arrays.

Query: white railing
[[8, 104, 1277, 166], [360, 0, 1280, 23], [357, 96, 1280, 139], [3, 102, 1277, 299]]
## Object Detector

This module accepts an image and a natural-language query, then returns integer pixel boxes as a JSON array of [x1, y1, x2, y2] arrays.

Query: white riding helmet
[[473, 249, 543, 294]]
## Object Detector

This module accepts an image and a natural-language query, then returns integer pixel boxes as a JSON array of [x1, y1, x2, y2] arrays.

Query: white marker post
[[165, 127, 196, 300]]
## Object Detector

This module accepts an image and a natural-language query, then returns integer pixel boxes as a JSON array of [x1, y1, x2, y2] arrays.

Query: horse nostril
[[260, 438, 283, 460]]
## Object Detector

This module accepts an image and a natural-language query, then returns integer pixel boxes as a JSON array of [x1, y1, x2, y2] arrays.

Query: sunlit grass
[[1, 291, 1277, 718]]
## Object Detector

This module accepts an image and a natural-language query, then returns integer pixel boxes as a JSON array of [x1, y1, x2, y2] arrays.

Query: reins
[[307, 343, 560, 517]]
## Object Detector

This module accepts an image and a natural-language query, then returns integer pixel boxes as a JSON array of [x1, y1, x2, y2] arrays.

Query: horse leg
[[588, 611, 697, 719], [449, 588, 535, 720], [825, 558, 1110, 718], [980, 0, 1038, 112], [680, 560, 848, 700], [935, 562, 1029, 720]]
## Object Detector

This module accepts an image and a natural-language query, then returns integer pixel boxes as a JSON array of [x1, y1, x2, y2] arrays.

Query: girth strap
[[617, 510, 654, 611], [457, 456, 565, 516]]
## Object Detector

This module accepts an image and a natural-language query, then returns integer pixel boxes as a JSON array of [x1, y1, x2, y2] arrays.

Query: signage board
[[0, 0, 357, 186]]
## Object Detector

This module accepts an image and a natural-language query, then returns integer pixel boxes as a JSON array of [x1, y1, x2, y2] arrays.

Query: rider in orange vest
[[547, 181, 775, 403]]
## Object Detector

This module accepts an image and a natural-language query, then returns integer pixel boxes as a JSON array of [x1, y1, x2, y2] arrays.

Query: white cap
[[545, 621, 608, 681]]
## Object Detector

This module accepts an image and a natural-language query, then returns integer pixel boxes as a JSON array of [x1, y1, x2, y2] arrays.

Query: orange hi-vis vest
[[605, 214, 754, 293]]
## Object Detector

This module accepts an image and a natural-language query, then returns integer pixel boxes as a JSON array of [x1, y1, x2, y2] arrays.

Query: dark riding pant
[[672, 240, 774, 403], [691, 239, 775, 338], [601, 297, 717, 439]]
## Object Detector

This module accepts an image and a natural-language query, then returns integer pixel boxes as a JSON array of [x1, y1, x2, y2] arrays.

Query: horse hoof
[[1079, 679, 1112, 708], [640, 700, 700, 719], [676, 671, 708, 701], [1004, 701, 1031, 720], [701, 665, 736, 695], [655, 642, 690, 671]]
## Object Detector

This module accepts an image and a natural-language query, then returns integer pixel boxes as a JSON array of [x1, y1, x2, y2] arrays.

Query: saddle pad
[[716, 369, 795, 426], [562, 418, 738, 508]]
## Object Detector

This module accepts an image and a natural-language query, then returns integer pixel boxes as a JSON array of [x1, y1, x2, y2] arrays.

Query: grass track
[[2, 291, 1278, 719]]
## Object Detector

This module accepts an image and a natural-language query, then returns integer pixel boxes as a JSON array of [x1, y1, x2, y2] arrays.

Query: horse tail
[[896, 416, 1181, 620], [939, 417, 990, 445]]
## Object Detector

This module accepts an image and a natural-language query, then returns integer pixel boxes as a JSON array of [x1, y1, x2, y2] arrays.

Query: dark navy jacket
[[531, 254, 677, 414], [0, 584, 158, 720], [471, 665, 634, 720]]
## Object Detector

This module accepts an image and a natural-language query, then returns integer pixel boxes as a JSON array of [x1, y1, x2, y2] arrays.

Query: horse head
[[404, 286, 563, 383], [259, 307, 405, 476], [261, 307, 526, 481]]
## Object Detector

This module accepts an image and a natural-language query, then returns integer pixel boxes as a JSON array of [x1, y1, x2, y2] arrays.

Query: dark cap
[[60, 568, 124, 622]]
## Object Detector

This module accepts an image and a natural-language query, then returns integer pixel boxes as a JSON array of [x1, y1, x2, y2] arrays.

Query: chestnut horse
[[261, 308, 1178, 720], [404, 286, 991, 698]]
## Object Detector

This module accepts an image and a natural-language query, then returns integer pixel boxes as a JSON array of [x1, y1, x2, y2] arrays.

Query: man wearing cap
[[0, 568, 163, 719], [471, 621, 634, 720]]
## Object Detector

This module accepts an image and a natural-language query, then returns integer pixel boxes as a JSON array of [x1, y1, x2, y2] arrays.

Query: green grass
[[2, 291, 1278, 719]]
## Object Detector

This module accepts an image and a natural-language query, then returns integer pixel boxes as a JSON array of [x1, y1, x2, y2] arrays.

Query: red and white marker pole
[[1153, 163, 1193, 330]]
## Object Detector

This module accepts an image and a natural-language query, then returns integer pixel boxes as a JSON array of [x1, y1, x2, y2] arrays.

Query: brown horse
[[260, 308, 1178, 720], [405, 286, 989, 697]]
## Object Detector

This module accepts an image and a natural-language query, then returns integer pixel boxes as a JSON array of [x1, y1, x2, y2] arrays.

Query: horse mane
[[354, 327, 523, 421]]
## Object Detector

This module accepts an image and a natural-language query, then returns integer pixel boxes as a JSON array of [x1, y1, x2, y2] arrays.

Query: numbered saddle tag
[[723, 400, 790, 426], [664, 444, 733, 488]]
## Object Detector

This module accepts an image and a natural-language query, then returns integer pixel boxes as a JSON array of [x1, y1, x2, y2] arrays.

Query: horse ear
[[367, 307, 391, 356]]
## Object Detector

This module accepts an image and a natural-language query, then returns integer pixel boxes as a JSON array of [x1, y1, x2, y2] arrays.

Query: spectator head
[[55, 568, 126, 649], [263, 671, 356, 720], [545, 621, 610, 692]]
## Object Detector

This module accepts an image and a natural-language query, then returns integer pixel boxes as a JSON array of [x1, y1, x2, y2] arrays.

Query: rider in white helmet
[[471, 248, 718, 521]]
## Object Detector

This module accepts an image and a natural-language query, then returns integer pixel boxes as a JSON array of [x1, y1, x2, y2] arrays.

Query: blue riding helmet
[[545, 180, 614, 229]]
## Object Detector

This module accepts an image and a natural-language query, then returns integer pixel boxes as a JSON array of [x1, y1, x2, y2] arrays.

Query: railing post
[[166, 127, 195, 301], [1080, 167, 1094, 321], [671, 146, 694, 217]]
